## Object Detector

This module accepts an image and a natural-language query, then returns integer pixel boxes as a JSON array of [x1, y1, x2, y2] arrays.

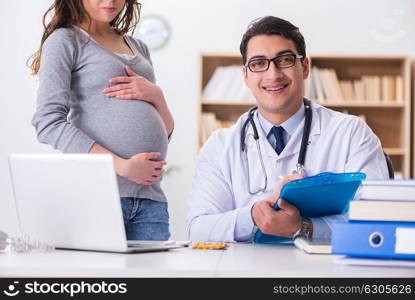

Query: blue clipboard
[[253, 172, 366, 244]]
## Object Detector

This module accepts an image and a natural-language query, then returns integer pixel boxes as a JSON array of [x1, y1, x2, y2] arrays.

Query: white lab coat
[[187, 101, 389, 242]]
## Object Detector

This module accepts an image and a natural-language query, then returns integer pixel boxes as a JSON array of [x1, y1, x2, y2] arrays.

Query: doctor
[[187, 16, 389, 243]]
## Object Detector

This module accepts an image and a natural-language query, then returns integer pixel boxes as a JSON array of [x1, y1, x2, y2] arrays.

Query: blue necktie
[[271, 126, 285, 155]]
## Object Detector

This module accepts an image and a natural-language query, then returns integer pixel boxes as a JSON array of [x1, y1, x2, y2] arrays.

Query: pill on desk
[[192, 242, 228, 250]]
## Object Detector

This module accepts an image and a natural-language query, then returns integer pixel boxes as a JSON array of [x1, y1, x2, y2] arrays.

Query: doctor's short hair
[[240, 16, 306, 65]]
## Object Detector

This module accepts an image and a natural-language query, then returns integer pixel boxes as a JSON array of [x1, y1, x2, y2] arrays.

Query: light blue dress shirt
[[257, 104, 305, 149], [235, 103, 332, 242]]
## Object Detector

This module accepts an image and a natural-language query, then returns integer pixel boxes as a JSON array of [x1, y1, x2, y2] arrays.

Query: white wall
[[1, 0, 414, 239]]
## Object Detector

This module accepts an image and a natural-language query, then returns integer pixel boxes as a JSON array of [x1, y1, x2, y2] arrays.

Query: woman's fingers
[[146, 152, 161, 160], [109, 76, 132, 84], [103, 83, 131, 93], [150, 158, 166, 166], [114, 94, 137, 100], [152, 169, 164, 178], [106, 89, 133, 96], [153, 160, 167, 167]]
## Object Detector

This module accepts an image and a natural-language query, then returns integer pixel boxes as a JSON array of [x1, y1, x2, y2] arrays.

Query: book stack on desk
[[331, 179, 415, 260]]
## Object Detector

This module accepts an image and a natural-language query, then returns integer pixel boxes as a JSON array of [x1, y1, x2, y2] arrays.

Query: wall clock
[[136, 15, 170, 50]]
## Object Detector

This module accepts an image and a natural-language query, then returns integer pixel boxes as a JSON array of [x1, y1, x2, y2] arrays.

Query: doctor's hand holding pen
[[89, 143, 166, 186], [251, 174, 304, 238]]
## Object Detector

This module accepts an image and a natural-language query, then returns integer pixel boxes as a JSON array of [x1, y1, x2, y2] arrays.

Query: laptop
[[8, 153, 186, 253]]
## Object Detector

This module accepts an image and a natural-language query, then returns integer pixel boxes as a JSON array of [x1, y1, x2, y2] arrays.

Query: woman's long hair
[[27, 0, 141, 75]]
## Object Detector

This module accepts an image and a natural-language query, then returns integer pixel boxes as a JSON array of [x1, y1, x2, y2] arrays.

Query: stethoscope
[[240, 98, 313, 195]]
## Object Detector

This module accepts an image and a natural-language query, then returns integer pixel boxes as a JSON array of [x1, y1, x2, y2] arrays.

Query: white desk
[[0, 244, 414, 277]]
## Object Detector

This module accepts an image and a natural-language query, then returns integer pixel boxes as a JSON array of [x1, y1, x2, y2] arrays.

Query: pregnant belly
[[71, 100, 168, 159]]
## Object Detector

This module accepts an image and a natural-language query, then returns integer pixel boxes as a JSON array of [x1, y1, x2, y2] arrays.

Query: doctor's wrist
[[292, 218, 313, 240]]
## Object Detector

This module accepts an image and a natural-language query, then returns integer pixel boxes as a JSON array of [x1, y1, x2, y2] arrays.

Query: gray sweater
[[32, 26, 168, 202]]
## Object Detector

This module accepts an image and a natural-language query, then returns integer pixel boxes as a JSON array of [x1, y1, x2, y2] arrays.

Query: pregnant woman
[[29, 0, 174, 241]]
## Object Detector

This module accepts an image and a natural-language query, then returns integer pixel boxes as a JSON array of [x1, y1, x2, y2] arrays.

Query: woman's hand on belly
[[90, 143, 166, 186], [118, 152, 166, 185], [103, 65, 175, 136], [103, 65, 163, 106]]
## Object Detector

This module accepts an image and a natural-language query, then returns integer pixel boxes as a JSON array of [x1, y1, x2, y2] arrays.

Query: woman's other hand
[[118, 152, 166, 185]]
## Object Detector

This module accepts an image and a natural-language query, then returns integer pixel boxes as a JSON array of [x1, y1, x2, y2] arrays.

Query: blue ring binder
[[254, 172, 366, 244]]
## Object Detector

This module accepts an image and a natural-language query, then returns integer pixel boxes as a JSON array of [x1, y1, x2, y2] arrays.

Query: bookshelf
[[308, 55, 411, 178], [199, 53, 253, 146], [199, 53, 411, 178]]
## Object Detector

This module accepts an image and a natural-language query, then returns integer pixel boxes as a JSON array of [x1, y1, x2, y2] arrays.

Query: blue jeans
[[120, 198, 170, 241]]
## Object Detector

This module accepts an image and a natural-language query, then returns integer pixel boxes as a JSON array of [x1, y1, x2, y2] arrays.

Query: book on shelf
[[329, 69, 344, 101], [380, 75, 398, 102], [318, 68, 337, 101], [339, 80, 354, 101], [202, 65, 254, 102], [389, 76, 396, 101], [361, 76, 380, 102], [199, 112, 221, 145], [373, 76, 381, 101], [223, 66, 244, 101], [353, 80, 364, 100], [310, 66, 325, 100], [308, 66, 404, 103], [395, 75, 403, 102], [349, 200, 415, 222], [372, 75, 396, 102], [199, 113, 235, 145], [202, 66, 226, 100], [211, 66, 238, 101]]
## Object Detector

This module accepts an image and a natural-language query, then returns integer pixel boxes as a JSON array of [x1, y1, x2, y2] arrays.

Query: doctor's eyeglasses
[[246, 53, 304, 72]]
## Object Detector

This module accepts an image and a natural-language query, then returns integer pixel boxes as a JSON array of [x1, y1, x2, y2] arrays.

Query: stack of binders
[[331, 179, 415, 260]]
